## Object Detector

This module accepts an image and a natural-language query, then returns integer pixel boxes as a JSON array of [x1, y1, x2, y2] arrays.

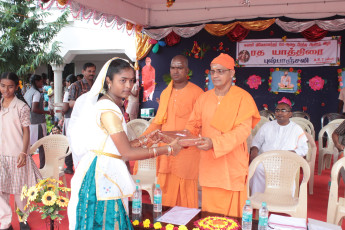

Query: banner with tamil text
[[236, 37, 341, 67]]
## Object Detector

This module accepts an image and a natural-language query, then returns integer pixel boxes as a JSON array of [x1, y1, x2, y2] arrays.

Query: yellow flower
[[166, 224, 174, 230], [46, 184, 56, 191], [27, 186, 38, 201], [297, 83, 301, 86], [275, 68, 279, 71], [143, 219, 150, 228], [154, 222, 162, 229], [192, 228, 200, 230], [42, 191, 57, 206], [24, 203, 30, 211], [56, 196, 69, 207], [132, 220, 139, 226], [178, 225, 188, 230], [58, 187, 71, 192], [21, 185, 27, 201]]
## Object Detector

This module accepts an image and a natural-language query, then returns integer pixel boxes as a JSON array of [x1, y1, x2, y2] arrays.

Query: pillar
[[51, 64, 65, 119]]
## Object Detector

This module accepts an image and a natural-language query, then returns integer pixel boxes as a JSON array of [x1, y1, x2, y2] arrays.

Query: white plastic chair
[[127, 119, 150, 139], [305, 133, 317, 195], [321, 113, 345, 128], [127, 119, 156, 203], [291, 117, 315, 140], [327, 157, 345, 225], [252, 116, 269, 137], [318, 123, 341, 175], [292, 111, 310, 120], [248, 150, 310, 218], [29, 135, 71, 197]]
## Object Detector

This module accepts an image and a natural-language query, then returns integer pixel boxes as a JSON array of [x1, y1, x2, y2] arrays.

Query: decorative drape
[[276, 18, 345, 32], [301, 24, 328, 42], [205, 18, 275, 36], [226, 24, 249, 42], [136, 33, 153, 61], [143, 24, 205, 40]]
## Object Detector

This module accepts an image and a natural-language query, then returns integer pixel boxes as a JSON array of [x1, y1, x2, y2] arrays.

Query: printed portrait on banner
[[270, 69, 298, 93]]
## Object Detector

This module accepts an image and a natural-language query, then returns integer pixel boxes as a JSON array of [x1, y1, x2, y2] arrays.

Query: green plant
[[17, 178, 70, 223], [0, 0, 69, 77]]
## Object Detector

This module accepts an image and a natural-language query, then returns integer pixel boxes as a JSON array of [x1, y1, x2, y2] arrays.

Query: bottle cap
[[136, 179, 140, 183], [262, 202, 267, 207], [156, 184, 160, 188], [246, 200, 251, 205]]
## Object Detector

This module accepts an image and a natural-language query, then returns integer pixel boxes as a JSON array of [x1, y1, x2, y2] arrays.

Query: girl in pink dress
[[0, 72, 42, 230]]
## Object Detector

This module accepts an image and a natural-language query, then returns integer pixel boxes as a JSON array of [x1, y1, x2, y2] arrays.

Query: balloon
[[152, 43, 159, 53], [149, 39, 157, 45], [158, 41, 166, 47]]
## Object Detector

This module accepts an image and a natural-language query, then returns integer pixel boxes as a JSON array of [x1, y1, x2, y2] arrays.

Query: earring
[[108, 84, 111, 89]]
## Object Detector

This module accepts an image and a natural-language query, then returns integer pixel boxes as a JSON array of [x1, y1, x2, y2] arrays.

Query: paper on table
[[268, 214, 306, 230], [308, 218, 342, 230], [157, 206, 201, 226]]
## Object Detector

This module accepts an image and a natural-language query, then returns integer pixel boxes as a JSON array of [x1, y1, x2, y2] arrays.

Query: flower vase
[[45, 217, 59, 230]]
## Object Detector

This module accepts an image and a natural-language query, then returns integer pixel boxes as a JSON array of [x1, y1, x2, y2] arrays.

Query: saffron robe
[[143, 81, 203, 208], [185, 86, 260, 217]]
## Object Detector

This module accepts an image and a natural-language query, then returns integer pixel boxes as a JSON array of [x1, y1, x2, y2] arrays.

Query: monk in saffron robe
[[141, 55, 203, 208], [185, 53, 260, 217], [142, 57, 156, 102]]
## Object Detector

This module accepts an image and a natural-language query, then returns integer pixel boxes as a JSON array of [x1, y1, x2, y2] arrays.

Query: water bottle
[[153, 184, 162, 212], [242, 200, 253, 230], [258, 202, 268, 230], [132, 186, 141, 214], [135, 179, 142, 211]]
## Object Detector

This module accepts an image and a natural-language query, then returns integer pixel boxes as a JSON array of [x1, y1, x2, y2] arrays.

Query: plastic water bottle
[[132, 186, 141, 214], [135, 179, 142, 211], [242, 200, 253, 230], [258, 202, 268, 230], [153, 184, 162, 212]]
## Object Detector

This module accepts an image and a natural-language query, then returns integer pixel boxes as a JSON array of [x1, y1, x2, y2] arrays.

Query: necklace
[[105, 93, 115, 103]]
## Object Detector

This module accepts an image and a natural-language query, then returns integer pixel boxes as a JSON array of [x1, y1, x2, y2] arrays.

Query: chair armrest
[[29, 138, 44, 155], [57, 150, 72, 161]]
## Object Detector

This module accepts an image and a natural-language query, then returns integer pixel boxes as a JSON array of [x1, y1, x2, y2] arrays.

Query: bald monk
[[185, 53, 260, 217], [141, 55, 203, 208]]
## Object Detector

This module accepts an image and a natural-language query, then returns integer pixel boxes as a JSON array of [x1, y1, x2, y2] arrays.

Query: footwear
[[19, 222, 30, 230], [64, 167, 74, 174]]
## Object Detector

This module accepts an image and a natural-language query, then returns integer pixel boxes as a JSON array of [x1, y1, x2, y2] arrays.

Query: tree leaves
[[0, 0, 69, 77]]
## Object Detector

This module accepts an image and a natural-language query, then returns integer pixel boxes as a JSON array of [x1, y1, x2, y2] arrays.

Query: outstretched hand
[[195, 136, 213, 151], [169, 138, 182, 156]]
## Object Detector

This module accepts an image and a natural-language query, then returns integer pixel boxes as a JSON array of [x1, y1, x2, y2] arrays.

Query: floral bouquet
[[17, 178, 70, 223]]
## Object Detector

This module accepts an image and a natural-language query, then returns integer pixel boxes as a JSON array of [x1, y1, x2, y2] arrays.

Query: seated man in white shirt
[[249, 98, 308, 195]]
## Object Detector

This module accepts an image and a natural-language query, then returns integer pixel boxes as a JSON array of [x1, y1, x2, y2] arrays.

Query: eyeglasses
[[275, 109, 291, 113], [210, 69, 230, 75]]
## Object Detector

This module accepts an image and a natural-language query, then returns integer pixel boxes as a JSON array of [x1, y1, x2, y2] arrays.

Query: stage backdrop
[[139, 16, 345, 134]]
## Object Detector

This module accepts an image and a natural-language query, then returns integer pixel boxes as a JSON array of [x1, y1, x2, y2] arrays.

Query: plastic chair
[[127, 119, 156, 203], [29, 135, 71, 197], [252, 116, 269, 137], [131, 158, 157, 203], [318, 123, 341, 175], [305, 133, 317, 195], [290, 117, 315, 140], [127, 119, 150, 139], [292, 111, 310, 121], [327, 157, 345, 225], [321, 113, 345, 128], [248, 150, 310, 218], [259, 110, 275, 121]]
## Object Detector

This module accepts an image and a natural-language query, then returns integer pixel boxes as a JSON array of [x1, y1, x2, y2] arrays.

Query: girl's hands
[[17, 152, 27, 168]]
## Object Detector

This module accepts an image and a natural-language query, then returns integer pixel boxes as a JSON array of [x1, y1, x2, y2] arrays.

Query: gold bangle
[[167, 145, 172, 156], [153, 148, 157, 157]]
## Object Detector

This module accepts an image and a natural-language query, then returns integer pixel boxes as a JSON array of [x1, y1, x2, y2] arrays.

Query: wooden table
[[129, 202, 258, 229]]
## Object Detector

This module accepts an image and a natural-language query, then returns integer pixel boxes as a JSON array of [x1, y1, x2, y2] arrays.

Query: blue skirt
[[75, 157, 133, 230]]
